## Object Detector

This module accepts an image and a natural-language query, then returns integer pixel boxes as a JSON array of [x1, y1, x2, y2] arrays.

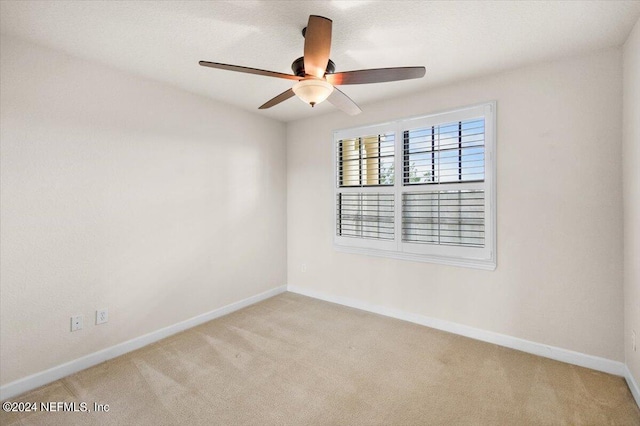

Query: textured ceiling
[[1, 1, 639, 122]]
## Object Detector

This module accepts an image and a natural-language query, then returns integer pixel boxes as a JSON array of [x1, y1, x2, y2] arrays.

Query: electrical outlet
[[96, 308, 108, 325], [633, 330, 637, 352], [70, 315, 83, 332]]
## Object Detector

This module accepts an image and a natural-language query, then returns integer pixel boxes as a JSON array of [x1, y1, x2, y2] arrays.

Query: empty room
[[1, 1, 639, 424]]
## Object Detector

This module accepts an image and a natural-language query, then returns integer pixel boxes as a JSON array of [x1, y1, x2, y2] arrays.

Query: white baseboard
[[626, 365, 640, 408], [287, 285, 626, 377], [0, 285, 287, 401]]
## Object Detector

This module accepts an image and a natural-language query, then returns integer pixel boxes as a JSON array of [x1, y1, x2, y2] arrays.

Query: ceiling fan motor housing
[[291, 56, 335, 77]]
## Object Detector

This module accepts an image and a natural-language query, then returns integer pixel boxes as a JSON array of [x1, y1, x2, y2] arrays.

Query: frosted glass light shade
[[292, 79, 334, 107]]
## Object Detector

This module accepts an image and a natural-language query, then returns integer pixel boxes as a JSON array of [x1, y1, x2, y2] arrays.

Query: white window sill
[[333, 244, 497, 271]]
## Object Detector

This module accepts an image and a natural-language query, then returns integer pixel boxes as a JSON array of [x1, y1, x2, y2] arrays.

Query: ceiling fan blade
[[303, 15, 332, 78], [326, 67, 426, 85], [327, 88, 362, 116], [199, 61, 302, 81], [259, 88, 296, 109]]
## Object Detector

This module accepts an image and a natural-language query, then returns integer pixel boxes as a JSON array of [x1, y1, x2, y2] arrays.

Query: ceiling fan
[[199, 15, 426, 115]]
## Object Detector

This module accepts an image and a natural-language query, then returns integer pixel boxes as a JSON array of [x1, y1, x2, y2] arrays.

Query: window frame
[[333, 102, 496, 270]]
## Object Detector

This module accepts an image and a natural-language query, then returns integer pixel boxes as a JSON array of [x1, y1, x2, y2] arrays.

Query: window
[[334, 103, 496, 270]]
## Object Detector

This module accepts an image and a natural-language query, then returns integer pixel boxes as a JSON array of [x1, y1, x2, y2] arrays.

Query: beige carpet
[[2, 292, 639, 425]]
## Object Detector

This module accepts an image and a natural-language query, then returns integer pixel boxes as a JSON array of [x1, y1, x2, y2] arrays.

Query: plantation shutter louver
[[401, 118, 486, 248], [336, 131, 396, 244], [402, 190, 485, 247]]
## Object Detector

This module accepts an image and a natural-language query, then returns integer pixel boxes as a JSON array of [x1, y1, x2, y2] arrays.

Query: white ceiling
[[1, 1, 639, 122]]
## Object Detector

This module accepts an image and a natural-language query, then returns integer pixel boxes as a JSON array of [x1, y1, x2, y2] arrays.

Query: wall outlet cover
[[96, 308, 108, 325], [71, 315, 83, 332]]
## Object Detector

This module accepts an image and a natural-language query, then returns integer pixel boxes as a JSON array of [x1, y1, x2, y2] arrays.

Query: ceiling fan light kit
[[199, 15, 426, 115], [292, 79, 334, 107]]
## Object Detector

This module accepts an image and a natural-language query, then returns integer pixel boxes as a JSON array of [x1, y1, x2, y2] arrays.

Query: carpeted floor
[[2, 292, 639, 425]]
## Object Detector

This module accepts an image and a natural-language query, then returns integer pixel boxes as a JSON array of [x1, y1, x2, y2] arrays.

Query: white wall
[[0, 36, 287, 385], [623, 17, 640, 384], [287, 48, 624, 361]]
